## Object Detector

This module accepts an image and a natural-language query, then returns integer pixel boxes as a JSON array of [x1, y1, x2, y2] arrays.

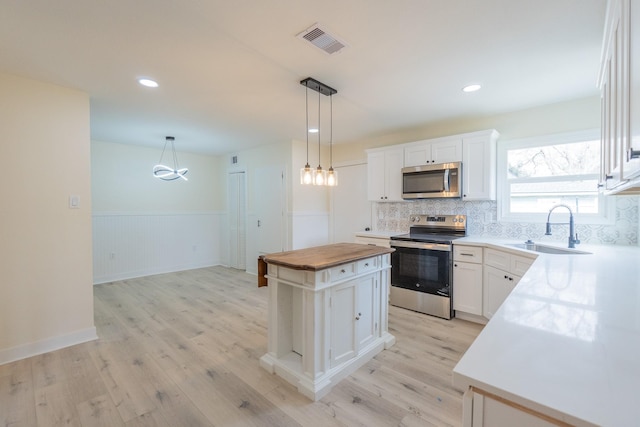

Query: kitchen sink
[[507, 242, 591, 255]]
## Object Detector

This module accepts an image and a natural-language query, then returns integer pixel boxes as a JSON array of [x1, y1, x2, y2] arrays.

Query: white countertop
[[452, 238, 640, 426]]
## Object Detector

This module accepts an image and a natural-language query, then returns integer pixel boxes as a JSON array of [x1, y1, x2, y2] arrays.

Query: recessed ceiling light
[[462, 84, 481, 93], [138, 78, 159, 88], [308, 128, 319, 133]]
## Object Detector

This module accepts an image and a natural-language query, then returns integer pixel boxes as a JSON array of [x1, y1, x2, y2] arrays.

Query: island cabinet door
[[330, 273, 379, 368], [330, 281, 357, 367], [355, 274, 378, 350]]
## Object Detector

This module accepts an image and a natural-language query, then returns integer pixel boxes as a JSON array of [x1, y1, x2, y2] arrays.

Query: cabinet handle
[[508, 277, 514, 281], [364, 263, 369, 267], [504, 275, 508, 279], [460, 253, 474, 256], [605, 175, 613, 180], [355, 312, 361, 320], [454, 263, 458, 267], [340, 269, 346, 273], [628, 148, 640, 161]]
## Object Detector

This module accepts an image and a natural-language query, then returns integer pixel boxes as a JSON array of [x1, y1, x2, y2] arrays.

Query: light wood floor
[[0, 266, 483, 427]]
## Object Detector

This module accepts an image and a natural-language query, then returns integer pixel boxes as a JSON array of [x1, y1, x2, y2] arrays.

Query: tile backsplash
[[374, 196, 639, 245]]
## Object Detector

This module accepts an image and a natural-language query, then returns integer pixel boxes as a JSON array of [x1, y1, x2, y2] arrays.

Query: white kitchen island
[[260, 243, 395, 401], [452, 240, 640, 427]]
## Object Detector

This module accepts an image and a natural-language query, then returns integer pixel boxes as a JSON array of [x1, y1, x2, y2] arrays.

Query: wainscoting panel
[[93, 212, 224, 284]]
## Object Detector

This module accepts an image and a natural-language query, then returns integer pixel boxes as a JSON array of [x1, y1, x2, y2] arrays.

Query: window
[[497, 130, 612, 223]]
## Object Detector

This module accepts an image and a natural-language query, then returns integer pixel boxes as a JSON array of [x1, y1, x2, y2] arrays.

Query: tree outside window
[[498, 131, 611, 223]]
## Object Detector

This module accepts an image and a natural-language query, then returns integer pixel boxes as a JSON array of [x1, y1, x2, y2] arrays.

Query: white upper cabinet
[[367, 129, 498, 201], [404, 137, 462, 167], [599, 0, 640, 193], [629, 0, 640, 180], [462, 130, 499, 200], [367, 147, 404, 201]]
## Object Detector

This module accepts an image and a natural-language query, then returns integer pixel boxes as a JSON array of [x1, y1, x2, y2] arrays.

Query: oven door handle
[[390, 240, 452, 251]]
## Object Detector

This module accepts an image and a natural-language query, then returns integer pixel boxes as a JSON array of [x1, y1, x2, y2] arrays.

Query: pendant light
[[299, 77, 338, 186], [153, 136, 189, 181]]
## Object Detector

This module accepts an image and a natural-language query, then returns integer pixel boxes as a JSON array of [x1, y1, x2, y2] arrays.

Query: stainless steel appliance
[[389, 214, 467, 319], [402, 162, 462, 199]]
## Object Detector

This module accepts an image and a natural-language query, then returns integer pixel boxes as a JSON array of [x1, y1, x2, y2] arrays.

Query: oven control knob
[[452, 218, 457, 222], [458, 217, 464, 223], [415, 283, 420, 288]]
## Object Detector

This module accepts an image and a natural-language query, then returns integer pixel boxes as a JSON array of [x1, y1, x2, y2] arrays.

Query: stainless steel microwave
[[402, 162, 461, 199]]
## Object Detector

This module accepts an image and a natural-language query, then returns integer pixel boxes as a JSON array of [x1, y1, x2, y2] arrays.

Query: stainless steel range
[[389, 214, 467, 319]]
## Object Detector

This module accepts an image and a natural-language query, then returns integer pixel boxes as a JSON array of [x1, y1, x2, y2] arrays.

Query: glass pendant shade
[[326, 167, 338, 186], [300, 163, 313, 184], [313, 166, 326, 186]]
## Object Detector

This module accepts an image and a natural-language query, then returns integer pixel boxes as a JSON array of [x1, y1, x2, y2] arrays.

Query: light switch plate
[[69, 195, 80, 209]]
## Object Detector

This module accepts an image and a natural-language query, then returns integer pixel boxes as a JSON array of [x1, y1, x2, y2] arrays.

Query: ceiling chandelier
[[300, 77, 338, 186], [152, 136, 189, 181]]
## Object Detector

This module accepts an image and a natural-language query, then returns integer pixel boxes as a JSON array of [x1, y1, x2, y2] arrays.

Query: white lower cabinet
[[483, 248, 535, 319], [464, 389, 557, 427], [453, 245, 483, 316], [483, 265, 521, 319]]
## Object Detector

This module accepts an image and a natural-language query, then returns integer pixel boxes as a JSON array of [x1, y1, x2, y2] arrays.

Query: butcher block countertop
[[262, 243, 394, 271]]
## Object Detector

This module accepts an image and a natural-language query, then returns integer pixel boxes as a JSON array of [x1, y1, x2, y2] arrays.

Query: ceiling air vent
[[297, 23, 347, 55]]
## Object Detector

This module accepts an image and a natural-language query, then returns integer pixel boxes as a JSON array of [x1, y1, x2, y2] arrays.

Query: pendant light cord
[[159, 139, 169, 164], [305, 87, 309, 165], [317, 88, 321, 167], [330, 94, 333, 167]]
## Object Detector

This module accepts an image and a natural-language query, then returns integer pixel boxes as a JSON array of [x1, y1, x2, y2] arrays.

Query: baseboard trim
[[0, 327, 98, 366], [93, 261, 220, 285]]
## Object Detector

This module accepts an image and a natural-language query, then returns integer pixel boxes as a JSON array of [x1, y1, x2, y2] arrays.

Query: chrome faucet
[[545, 204, 580, 248]]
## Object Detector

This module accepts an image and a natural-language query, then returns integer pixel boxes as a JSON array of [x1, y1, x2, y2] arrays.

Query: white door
[[228, 171, 246, 270], [331, 163, 371, 243], [255, 165, 285, 255]]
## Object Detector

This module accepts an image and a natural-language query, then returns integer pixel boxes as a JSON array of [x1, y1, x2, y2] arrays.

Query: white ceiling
[[0, 0, 606, 155]]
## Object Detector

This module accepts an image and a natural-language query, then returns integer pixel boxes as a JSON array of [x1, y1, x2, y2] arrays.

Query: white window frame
[[497, 129, 614, 225]]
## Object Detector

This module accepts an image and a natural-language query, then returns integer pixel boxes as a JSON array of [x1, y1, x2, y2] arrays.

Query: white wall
[[0, 72, 96, 364], [91, 141, 225, 283], [334, 96, 601, 162]]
